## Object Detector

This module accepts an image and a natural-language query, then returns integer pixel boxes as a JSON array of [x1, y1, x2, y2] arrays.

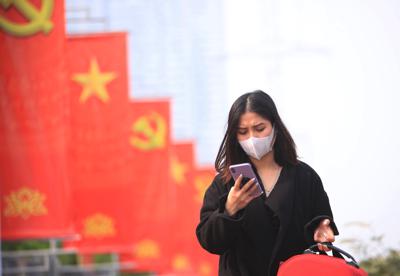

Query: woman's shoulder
[[292, 160, 321, 182], [207, 173, 232, 194]]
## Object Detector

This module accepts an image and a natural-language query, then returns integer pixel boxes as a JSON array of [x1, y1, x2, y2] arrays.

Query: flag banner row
[[0, 1, 218, 274]]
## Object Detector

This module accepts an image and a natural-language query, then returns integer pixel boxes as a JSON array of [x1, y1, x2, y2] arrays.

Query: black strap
[[304, 242, 360, 269]]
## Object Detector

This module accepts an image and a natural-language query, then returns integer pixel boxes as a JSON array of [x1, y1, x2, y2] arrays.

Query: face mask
[[239, 127, 275, 160]]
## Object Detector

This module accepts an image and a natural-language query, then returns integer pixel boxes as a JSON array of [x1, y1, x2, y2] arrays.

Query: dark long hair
[[215, 90, 298, 182]]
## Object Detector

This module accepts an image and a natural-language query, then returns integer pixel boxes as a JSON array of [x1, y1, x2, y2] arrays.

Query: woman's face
[[237, 112, 273, 141]]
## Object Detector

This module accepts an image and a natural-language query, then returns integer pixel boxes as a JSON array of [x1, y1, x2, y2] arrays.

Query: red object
[[160, 163, 218, 275], [65, 32, 136, 252], [120, 142, 218, 275], [168, 142, 196, 252], [128, 99, 172, 231], [123, 99, 172, 272], [163, 142, 205, 275], [0, 0, 74, 239], [193, 167, 217, 205], [278, 253, 368, 276], [66, 32, 132, 191], [191, 167, 219, 276]]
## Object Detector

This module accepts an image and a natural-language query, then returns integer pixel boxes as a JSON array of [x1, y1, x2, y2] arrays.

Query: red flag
[[0, 0, 74, 239], [128, 99, 172, 225], [166, 152, 219, 275], [66, 32, 131, 190], [64, 32, 136, 252], [193, 167, 216, 206], [119, 99, 172, 272], [164, 142, 197, 274], [191, 166, 219, 276]]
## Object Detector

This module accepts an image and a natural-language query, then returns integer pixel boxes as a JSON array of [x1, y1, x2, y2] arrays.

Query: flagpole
[[49, 239, 58, 276]]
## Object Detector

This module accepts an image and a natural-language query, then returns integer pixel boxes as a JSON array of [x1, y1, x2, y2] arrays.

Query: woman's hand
[[225, 174, 260, 216], [314, 219, 335, 251]]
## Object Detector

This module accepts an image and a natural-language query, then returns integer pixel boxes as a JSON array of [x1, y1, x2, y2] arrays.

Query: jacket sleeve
[[304, 169, 339, 244], [195, 175, 244, 255]]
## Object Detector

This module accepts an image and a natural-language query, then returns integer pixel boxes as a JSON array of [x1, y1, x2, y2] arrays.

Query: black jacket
[[196, 161, 339, 276]]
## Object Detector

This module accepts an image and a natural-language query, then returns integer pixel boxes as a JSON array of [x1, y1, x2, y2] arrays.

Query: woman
[[196, 90, 338, 276]]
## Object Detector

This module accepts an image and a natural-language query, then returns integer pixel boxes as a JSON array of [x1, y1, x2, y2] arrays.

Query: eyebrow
[[238, 123, 265, 129]]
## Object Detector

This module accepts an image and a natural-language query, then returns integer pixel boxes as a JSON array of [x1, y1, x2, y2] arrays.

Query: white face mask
[[239, 128, 275, 160]]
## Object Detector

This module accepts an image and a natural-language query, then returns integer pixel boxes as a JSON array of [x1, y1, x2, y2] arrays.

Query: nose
[[248, 129, 261, 138]]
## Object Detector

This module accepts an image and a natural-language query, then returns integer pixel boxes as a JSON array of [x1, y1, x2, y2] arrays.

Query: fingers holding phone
[[226, 163, 263, 216], [233, 175, 251, 189], [240, 176, 259, 194], [225, 174, 259, 216]]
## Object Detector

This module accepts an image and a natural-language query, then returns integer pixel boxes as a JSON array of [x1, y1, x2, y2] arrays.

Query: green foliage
[[2, 240, 50, 251], [93, 253, 113, 264], [360, 249, 400, 276], [57, 252, 79, 265]]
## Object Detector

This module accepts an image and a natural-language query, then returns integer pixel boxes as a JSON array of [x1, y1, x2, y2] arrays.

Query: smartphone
[[229, 163, 263, 196]]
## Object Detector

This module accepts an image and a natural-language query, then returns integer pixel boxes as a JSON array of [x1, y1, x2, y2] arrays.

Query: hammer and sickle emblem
[[130, 112, 167, 151], [0, 0, 54, 36]]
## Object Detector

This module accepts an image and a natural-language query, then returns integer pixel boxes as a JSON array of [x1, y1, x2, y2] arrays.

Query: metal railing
[[1, 243, 135, 276]]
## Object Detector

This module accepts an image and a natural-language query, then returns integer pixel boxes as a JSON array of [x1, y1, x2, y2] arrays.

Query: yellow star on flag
[[198, 261, 212, 276], [72, 58, 117, 103], [171, 156, 188, 185], [172, 254, 191, 271], [134, 239, 160, 259], [194, 175, 213, 202]]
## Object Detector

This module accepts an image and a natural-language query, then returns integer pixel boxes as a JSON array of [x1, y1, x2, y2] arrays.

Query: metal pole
[[110, 253, 119, 276], [49, 239, 58, 276]]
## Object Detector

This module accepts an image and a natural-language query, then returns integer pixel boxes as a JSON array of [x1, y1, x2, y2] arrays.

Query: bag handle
[[304, 242, 360, 269]]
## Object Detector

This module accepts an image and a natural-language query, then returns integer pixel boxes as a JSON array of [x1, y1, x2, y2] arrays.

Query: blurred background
[[1, 0, 400, 275]]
